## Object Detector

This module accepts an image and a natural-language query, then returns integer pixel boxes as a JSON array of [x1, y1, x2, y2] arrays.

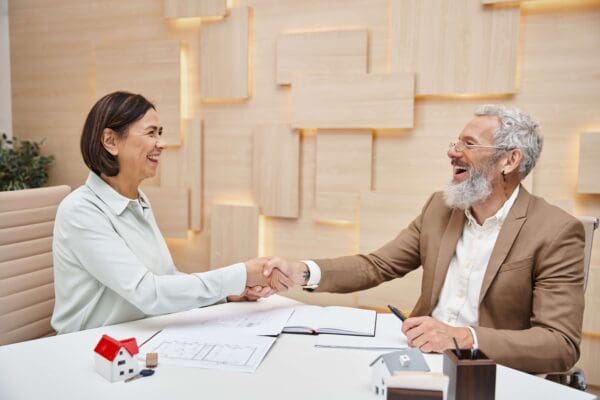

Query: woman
[[51, 91, 287, 334]]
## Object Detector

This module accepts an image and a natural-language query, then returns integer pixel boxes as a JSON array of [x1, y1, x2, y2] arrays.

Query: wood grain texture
[[252, 124, 300, 218], [95, 40, 182, 145], [292, 73, 415, 129], [316, 130, 372, 221], [157, 118, 203, 231], [578, 132, 600, 193], [391, 0, 519, 95], [200, 7, 250, 101], [163, 0, 227, 19], [276, 29, 368, 85], [8, 0, 600, 309], [210, 204, 259, 268], [141, 186, 189, 239]]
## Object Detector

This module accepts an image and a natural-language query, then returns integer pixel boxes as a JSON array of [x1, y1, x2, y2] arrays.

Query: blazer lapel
[[429, 208, 465, 311], [478, 186, 530, 304]]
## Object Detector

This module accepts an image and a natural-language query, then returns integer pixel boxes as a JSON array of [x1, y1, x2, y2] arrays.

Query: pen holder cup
[[387, 388, 443, 400], [442, 349, 496, 400]]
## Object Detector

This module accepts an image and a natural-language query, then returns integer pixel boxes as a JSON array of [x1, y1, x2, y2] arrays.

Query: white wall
[[0, 0, 12, 138]]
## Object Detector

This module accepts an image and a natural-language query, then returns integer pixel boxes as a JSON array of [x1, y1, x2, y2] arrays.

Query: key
[[125, 368, 154, 383]]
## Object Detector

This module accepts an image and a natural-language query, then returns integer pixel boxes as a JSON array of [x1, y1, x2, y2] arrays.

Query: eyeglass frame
[[448, 141, 513, 153]]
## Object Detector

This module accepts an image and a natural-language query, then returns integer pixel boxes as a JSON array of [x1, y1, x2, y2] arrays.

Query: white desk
[[0, 296, 596, 400]]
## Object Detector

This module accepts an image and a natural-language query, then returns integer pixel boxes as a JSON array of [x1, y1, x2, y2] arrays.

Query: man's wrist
[[301, 263, 310, 284]]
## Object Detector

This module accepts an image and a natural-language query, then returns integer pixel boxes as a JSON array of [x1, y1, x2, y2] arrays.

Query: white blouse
[[51, 172, 246, 334]]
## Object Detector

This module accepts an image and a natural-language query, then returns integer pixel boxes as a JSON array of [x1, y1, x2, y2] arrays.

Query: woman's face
[[116, 108, 165, 182]]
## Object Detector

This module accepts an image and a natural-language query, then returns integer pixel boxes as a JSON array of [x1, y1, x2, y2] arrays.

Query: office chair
[[547, 216, 599, 391], [0, 185, 71, 345]]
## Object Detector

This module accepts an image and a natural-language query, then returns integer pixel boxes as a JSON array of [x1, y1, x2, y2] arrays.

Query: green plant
[[0, 133, 55, 191]]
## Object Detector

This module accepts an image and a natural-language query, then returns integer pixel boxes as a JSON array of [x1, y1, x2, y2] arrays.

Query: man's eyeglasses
[[448, 142, 508, 153]]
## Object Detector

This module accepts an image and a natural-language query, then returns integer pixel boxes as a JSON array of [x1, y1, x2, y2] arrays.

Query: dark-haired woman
[[51, 92, 286, 334]]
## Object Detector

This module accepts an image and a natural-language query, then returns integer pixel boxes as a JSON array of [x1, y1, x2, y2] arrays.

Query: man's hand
[[402, 316, 473, 353], [263, 257, 309, 292], [245, 257, 294, 294]]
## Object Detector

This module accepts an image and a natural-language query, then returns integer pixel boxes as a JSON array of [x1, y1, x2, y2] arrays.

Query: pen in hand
[[387, 304, 408, 322]]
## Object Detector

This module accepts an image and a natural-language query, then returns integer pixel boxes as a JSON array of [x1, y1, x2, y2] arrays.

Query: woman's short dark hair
[[81, 91, 156, 177]]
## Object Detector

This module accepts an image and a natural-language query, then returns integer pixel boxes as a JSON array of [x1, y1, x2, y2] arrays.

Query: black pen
[[387, 304, 408, 322], [452, 337, 461, 358]]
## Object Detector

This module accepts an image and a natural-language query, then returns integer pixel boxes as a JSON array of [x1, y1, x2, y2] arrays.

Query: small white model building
[[370, 350, 447, 399], [371, 351, 410, 398], [93, 334, 140, 382]]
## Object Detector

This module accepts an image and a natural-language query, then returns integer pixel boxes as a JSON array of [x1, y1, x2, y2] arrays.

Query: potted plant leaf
[[0, 133, 54, 191]]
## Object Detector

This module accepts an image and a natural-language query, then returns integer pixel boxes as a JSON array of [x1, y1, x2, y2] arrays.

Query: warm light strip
[[247, 7, 254, 100], [415, 93, 515, 100], [583, 330, 600, 339], [282, 26, 366, 35], [201, 97, 249, 104], [258, 215, 266, 257], [521, 0, 600, 13], [315, 218, 357, 227], [180, 44, 190, 121]]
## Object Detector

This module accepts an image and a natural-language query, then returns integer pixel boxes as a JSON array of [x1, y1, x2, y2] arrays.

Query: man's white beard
[[443, 166, 492, 210]]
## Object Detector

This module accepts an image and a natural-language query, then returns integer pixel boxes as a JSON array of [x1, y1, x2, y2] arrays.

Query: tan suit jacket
[[314, 186, 585, 374]]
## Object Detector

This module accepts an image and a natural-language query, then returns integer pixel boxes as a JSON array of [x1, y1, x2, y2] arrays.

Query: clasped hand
[[228, 256, 307, 302]]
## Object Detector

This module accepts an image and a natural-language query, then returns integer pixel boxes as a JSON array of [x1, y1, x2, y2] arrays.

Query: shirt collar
[[85, 172, 144, 215], [465, 185, 520, 228]]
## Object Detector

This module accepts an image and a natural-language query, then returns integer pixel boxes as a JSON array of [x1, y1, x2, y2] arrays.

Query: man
[[264, 105, 585, 374]]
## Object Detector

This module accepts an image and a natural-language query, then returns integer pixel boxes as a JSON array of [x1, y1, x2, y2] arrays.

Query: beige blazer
[[314, 187, 585, 374]]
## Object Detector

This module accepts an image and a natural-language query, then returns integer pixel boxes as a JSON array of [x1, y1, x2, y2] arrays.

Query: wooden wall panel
[[276, 29, 368, 85], [203, 120, 254, 208], [316, 130, 372, 221], [158, 117, 203, 231], [292, 73, 415, 129], [578, 132, 600, 193], [200, 7, 250, 101], [358, 192, 430, 254], [252, 125, 300, 218], [142, 186, 189, 239], [163, 0, 227, 19], [9, 0, 600, 313], [210, 204, 258, 268], [95, 40, 182, 145], [391, 0, 519, 95]]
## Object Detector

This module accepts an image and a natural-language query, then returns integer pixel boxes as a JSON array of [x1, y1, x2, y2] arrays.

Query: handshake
[[232, 257, 309, 301]]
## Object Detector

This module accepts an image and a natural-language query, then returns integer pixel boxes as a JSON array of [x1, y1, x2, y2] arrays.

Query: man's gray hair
[[475, 105, 543, 179]]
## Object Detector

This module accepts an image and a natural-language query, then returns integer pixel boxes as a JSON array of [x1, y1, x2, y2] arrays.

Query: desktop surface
[[0, 295, 595, 400]]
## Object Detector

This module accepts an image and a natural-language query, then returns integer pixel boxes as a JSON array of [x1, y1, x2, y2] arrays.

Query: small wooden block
[[146, 352, 158, 368]]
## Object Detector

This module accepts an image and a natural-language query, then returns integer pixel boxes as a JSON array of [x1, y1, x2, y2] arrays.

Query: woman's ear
[[101, 128, 119, 156], [503, 149, 523, 175]]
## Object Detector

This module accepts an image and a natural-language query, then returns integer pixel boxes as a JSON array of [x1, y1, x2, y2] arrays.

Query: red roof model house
[[94, 335, 140, 382]]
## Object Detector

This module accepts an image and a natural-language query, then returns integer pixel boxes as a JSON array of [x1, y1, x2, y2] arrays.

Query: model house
[[93, 335, 140, 382]]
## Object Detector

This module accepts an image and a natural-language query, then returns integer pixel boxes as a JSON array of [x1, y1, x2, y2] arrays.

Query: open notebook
[[283, 305, 376, 336]]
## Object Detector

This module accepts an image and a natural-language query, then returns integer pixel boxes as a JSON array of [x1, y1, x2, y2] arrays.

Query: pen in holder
[[442, 348, 496, 400]]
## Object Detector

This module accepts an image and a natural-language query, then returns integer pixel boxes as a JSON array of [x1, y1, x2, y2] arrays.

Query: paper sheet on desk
[[155, 299, 295, 336], [315, 313, 408, 349], [140, 330, 276, 373]]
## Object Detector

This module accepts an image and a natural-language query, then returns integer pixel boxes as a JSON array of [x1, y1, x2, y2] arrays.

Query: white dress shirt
[[304, 187, 520, 348], [431, 186, 519, 329], [51, 172, 246, 334]]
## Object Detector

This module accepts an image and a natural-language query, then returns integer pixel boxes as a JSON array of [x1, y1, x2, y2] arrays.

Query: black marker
[[387, 304, 408, 322]]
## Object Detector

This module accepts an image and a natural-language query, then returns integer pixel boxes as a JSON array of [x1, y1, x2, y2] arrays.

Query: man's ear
[[101, 128, 119, 156], [503, 149, 523, 175]]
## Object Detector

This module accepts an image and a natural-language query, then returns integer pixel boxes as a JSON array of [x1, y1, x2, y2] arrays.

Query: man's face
[[444, 116, 502, 209]]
